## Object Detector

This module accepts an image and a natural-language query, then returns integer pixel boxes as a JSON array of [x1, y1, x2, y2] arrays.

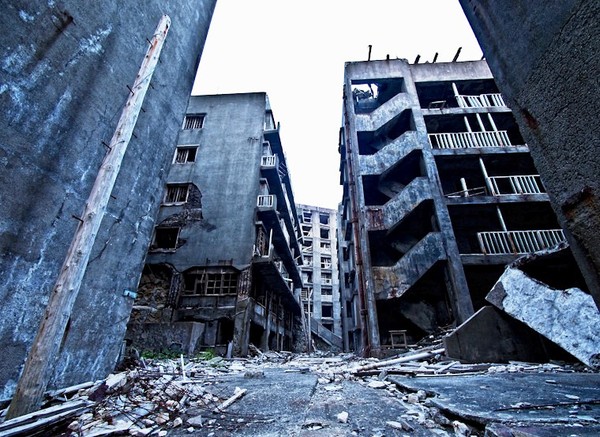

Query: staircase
[[372, 232, 446, 300], [310, 317, 343, 350]]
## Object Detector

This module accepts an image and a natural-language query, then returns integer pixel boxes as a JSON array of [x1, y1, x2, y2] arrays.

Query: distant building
[[338, 59, 572, 355], [127, 93, 305, 356], [297, 204, 343, 351], [0, 1, 215, 397]]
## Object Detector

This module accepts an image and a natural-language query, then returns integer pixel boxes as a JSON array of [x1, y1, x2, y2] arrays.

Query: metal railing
[[487, 175, 544, 196], [456, 93, 506, 108], [428, 130, 511, 149], [261, 155, 277, 167], [257, 194, 276, 208], [477, 229, 566, 255]]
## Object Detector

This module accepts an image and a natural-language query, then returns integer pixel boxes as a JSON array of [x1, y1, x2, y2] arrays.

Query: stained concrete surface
[[391, 372, 600, 435], [170, 368, 435, 436]]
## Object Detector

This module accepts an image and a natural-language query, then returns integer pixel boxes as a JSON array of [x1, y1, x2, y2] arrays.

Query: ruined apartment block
[[297, 204, 343, 351], [338, 59, 573, 355], [126, 93, 305, 357]]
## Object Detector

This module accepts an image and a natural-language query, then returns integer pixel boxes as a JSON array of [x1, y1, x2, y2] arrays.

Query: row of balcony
[[456, 93, 506, 109], [428, 130, 512, 149], [477, 229, 566, 255]]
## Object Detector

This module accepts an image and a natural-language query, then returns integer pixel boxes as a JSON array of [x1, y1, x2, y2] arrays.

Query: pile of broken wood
[[0, 344, 587, 436]]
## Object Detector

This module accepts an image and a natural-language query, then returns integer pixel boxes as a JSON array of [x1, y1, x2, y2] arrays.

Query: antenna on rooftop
[[367, 45, 372, 61], [452, 47, 462, 62]]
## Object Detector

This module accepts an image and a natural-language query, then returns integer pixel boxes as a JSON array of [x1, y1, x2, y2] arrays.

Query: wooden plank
[[6, 15, 171, 419]]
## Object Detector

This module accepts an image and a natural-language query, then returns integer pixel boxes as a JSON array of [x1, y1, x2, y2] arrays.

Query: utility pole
[[7, 15, 171, 419]]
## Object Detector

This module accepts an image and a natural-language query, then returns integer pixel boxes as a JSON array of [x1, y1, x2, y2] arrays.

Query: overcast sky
[[192, 0, 483, 210]]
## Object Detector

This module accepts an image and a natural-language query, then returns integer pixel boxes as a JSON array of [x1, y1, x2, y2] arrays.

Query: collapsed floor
[[1, 343, 599, 437]]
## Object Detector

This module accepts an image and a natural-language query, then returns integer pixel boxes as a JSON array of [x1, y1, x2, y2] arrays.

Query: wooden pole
[[6, 15, 171, 419]]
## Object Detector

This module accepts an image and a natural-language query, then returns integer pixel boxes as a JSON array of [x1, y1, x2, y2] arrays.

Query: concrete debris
[[487, 267, 600, 368], [0, 346, 597, 436]]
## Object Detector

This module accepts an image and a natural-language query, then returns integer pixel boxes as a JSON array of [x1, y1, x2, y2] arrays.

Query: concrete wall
[[458, 0, 600, 307], [0, 0, 216, 398], [148, 93, 267, 270]]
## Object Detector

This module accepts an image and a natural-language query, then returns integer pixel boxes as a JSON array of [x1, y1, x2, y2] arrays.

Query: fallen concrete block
[[487, 268, 600, 368]]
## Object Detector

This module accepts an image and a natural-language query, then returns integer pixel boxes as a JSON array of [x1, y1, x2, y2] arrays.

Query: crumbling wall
[[0, 0, 216, 398], [458, 0, 600, 308]]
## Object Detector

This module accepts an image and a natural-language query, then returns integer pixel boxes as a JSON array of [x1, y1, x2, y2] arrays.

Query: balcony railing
[[257, 194, 276, 209], [487, 175, 545, 196], [428, 131, 511, 149], [477, 229, 566, 255], [261, 155, 277, 167], [456, 93, 506, 108]]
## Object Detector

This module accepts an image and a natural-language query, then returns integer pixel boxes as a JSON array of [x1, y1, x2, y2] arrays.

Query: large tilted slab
[[487, 268, 600, 368]]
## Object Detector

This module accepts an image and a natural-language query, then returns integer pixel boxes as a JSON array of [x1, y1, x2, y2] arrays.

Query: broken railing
[[261, 155, 277, 168], [477, 229, 566, 255], [428, 130, 511, 149], [456, 93, 506, 108], [257, 194, 276, 209], [487, 175, 545, 196]]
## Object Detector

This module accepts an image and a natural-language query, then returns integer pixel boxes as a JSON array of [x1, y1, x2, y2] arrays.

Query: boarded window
[[174, 146, 198, 163], [153, 227, 179, 249], [164, 184, 189, 204], [183, 114, 205, 130]]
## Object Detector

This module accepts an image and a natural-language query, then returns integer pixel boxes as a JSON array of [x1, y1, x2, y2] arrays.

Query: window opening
[[174, 146, 198, 163], [183, 114, 205, 130], [153, 227, 179, 249], [164, 184, 189, 204]]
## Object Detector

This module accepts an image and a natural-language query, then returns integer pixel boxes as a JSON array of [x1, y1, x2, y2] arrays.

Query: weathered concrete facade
[[297, 204, 343, 351], [0, 1, 216, 398], [126, 93, 305, 357], [458, 0, 600, 309], [338, 59, 571, 355]]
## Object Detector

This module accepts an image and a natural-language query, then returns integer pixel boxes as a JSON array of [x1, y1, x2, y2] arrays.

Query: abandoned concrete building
[[297, 204, 343, 351], [0, 1, 216, 400], [338, 58, 583, 356], [457, 1, 600, 311], [126, 92, 306, 357]]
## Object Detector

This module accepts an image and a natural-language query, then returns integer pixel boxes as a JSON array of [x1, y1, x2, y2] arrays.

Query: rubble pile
[[0, 345, 597, 436]]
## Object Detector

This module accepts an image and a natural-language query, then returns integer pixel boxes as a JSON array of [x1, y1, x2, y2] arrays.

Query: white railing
[[456, 93, 506, 108], [257, 194, 276, 208], [261, 155, 277, 167], [428, 130, 511, 149], [488, 175, 544, 196], [477, 229, 566, 255]]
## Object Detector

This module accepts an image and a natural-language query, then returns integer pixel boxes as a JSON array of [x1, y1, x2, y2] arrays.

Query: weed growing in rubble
[[195, 349, 216, 361]]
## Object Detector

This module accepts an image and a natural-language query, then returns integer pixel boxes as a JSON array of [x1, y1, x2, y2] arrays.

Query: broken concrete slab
[[390, 372, 600, 430], [487, 267, 600, 368], [444, 306, 549, 363]]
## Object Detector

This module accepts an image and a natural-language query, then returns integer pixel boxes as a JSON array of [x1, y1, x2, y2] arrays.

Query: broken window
[[183, 270, 238, 295], [303, 271, 313, 284], [153, 227, 179, 250], [174, 146, 198, 163], [163, 184, 189, 204], [319, 213, 329, 225], [304, 256, 312, 266], [320, 241, 331, 251], [183, 114, 205, 130], [320, 228, 330, 240], [301, 224, 312, 237], [321, 303, 333, 318], [322, 272, 332, 285], [302, 210, 312, 222], [320, 256, 332, 269], [321, 287, 333, 296]]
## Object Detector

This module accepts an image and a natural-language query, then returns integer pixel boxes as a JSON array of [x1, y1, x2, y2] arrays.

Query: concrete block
[[487, 268, 600, 368], [445, 306, 547, 364]]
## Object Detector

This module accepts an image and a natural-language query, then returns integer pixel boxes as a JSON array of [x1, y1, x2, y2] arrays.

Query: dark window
[[183, 271, 238, 295], [183, 114, 205, 130], [319, 213, 329, 225], [321, 287, 333, 296], [153, 227, 179, 249], [174, 146, 198, 163], [321, 304, 333, 318], [320, 228, 330, 240]]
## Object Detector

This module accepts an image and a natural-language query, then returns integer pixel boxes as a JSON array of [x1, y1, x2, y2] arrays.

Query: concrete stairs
[[310, 317, 343, 350], [372, 232, 447, 300], [381, 177, 432, 231], [354, 92, 413, 133], [359, 131, 421, 176]]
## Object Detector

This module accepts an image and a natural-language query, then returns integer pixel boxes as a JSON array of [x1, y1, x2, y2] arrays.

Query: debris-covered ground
[[1, 343, 599, 436]]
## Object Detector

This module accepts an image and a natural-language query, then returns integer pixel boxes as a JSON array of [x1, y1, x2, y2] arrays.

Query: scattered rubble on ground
[[0, 342, 597, 436]]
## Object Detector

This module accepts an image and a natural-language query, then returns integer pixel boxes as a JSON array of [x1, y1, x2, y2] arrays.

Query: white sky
[[192, 0, 483, 209]]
